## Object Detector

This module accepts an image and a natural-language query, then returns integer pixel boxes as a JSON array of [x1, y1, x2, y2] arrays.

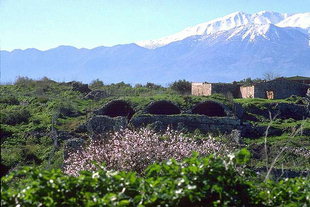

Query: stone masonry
[[192, 78, 309, 99]]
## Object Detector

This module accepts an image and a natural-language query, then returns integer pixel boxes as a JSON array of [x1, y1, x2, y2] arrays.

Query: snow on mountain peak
[[136, 11, 251, 49], [224, 23, 272, 41], [136, 11, 308, 49], [252, 11, 289, 25], [276, 12, 310, 32]]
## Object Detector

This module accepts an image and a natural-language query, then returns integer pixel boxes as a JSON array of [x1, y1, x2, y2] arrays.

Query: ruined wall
[[254, 79, 308, 99], [211, 83, 240, 97], [130, 115, 241, 134], [240, 86, 255, 98], [192, 82, 239, 97], [191, 83, 212, 96], [192, 79, 308, 99], [144, 100, 181, 115], [191, 101, 231, 117]]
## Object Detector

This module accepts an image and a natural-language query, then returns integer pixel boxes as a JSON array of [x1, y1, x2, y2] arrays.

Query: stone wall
[[130, 114, 241, 134], [193, 79, 308, 99], [240, 86, 255, 98], [144, 100, 181, 115], [211, 83, 240, 97], [192, 82, 239, 97], [87, 115, 128, 134], [254, 78, 308, 99], [191, 101, 232, 117], [94, 100, 135, 119], [191, 83, 212, 96]]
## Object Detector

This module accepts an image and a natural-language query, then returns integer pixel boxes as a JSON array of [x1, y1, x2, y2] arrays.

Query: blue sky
[[1, 0, 309, 51]]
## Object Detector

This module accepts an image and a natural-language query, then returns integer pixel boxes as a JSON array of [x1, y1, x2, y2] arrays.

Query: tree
[[89, 79, 104, 89], [169, 80, 191, 95], [134, 84, 143, 88], [145, 82, 162, 89], [263, 72, 281, 81]]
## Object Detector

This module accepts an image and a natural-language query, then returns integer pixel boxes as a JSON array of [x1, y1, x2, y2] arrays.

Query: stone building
[[191, 82, 239, 97], [240, 78, 308, 99], [192, 78, 309, 99]]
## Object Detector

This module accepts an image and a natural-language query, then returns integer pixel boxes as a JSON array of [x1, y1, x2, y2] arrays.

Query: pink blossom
[[64, 128, 233, 176]]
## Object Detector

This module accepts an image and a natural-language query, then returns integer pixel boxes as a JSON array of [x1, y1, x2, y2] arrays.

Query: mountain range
[[1, 11, 310, 84]]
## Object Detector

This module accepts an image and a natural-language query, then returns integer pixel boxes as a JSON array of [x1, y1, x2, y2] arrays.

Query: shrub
[[1, 151, 251, 207], [3, 150, 308, 206], [36, 96, 49, 103], [145, 82, 162, 89], [53, 101, 80, 118], [169, 79, 191, 95], [34, 77, 56, 95], [257, 177, 310, 206], [0, 96, 19, 105], [2, 150, 310, 206], [0, 108, 31, 125], [0, 125, 13, 143], [70, 81, 91, 94], [89, 79, 104, 89], [1, 146, 23, 170], [14, 76, 35, 87], [64, 128, 232, 175]]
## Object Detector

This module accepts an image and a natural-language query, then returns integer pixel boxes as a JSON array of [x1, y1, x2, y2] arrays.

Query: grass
[[253, 119, 310, 138], [234, 98, 292, 105]]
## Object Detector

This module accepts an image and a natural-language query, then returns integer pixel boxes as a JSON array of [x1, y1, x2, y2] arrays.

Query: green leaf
[[118, 199, 131, 206], [235, 148, 251, 165]]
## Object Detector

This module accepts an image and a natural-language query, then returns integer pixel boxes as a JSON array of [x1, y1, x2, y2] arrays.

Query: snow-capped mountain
[[137, 11, 309, 49], [1, 11, 310, 84], [277, 13, 310, 33]]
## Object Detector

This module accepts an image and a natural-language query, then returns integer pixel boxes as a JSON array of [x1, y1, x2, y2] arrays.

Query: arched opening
[[192, 101, 227, 117], [101, 100, 135, 119], [0, 163, 10, 178], [145, 100, 181, 115]]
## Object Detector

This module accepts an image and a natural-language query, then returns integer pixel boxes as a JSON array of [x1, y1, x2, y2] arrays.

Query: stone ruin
[[144, 100, 181, 115], [192, 78, 309, 99], [191, 101, 229, 117], [67, 98, 309, 161], [76, 98, 309, 138], [94, 100, 135, 119], [82, 99, 242, 135]]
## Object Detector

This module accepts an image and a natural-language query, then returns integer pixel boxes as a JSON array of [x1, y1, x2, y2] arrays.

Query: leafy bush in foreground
[[2, 150, 309, 206], [64, 128, 232, 175], [259, 177, 310, 206]]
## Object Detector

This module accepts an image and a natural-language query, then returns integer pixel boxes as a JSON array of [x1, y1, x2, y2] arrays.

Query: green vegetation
[[2, 150, 309, 207], [169, 79, 192, 95], [1, 78, 226, 173], [235, 97, 291, 105], [1, 77, 309, 206], [286, 76, 310, 81], [236, 77, 263, 86]]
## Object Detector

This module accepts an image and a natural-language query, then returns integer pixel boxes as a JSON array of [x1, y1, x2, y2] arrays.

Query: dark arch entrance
[[192, 101, 227, 117], [101, 100, 135, 119], [145, 100, 181, 115], [0, 163, 10, 178]]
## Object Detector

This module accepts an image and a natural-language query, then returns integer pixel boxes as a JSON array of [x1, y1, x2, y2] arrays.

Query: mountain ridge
[[137, 11, 309, 49], [1, 11, 309, 84]]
